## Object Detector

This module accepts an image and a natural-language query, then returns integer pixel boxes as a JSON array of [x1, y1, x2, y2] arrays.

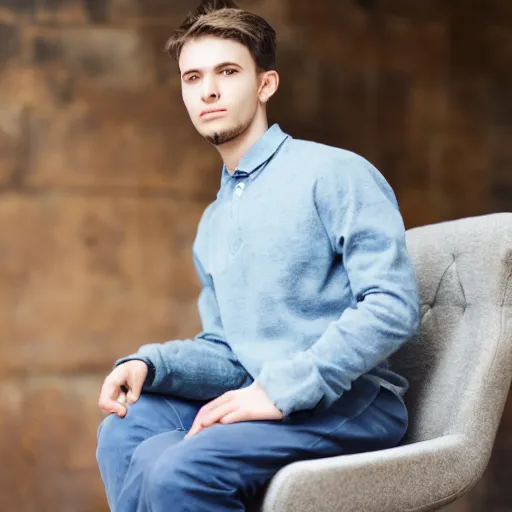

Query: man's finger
[[219, 409, 248, 424], [186, 401, 237, 438], [186, 394, 229, 435], [186, 413, 206, 438], [116, 391, 127, 406], [100, 399, 126, 417], [201, 401, 237, 428], [126, 373, 145, 404], [200, 392, 233, 414], [98, 380, 127, 416], [184, 392, 236, 439]]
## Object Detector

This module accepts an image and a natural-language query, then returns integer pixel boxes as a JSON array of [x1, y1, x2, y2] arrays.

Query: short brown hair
[[165, 0, 276, 72]]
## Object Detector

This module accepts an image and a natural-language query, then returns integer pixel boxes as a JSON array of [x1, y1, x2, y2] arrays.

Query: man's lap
[[99, 374, 406, 464], [154, 376, 404, 455], [97, 377, 407, 510], [145, 380, 403, 488]]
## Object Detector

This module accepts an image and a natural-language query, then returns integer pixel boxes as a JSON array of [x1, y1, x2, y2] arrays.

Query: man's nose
[[201, 77, 220, 102]]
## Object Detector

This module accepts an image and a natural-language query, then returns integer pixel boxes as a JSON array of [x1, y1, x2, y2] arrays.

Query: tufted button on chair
[[249, 213, 512, 512]]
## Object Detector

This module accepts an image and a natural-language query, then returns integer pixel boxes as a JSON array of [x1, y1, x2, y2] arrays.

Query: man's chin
[[202, 122, 248, 146]]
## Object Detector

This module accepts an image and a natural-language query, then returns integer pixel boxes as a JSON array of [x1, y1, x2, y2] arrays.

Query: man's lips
[[200, 109, 227, 117]]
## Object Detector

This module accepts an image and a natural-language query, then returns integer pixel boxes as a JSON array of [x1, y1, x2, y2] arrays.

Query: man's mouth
[[200, 109, 227, 118]]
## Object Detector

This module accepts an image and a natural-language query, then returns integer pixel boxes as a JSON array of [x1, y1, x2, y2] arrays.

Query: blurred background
[[0, 0, 510, 510]]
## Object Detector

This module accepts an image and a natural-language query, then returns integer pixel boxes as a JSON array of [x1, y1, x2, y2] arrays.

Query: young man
[[96, 1, 421, 510]]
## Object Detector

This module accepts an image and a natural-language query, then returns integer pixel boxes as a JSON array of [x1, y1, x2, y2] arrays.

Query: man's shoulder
[[198, 201, 217, 228], [283, 136, 398, 207], [284, 136, 358, 164], [282, 136, 383, 187], [193, 201, 217, 243], [282, 136, 378, 179]]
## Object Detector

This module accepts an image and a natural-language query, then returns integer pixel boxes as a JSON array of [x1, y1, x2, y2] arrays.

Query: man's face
[[179, 36, 263, 145]]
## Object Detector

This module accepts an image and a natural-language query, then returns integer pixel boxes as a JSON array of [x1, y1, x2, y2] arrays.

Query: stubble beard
[[204, 121, 250, 146]]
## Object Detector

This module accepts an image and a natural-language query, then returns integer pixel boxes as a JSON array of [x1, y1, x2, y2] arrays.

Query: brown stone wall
[[0, 1, 510, 510]]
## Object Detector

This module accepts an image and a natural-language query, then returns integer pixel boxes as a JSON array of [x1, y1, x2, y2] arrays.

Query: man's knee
[[96, 413, 126, 464], [144, 457, 209, 506], [128, 431, 183, 475], [144, 430, 242, 501], [96, 394, 154, 463]]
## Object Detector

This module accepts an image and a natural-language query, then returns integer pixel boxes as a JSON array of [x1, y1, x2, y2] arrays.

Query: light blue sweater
[[114, 124, 420, 418]]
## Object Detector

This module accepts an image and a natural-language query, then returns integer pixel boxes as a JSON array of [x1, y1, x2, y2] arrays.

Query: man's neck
[[217, 115, 268, 175]]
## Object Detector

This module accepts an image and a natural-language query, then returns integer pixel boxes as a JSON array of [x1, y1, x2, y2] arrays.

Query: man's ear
[[258, 70, 279, 104]]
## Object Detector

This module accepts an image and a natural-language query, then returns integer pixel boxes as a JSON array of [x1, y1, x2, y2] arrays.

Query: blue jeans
[[96, 376, 407, 511]]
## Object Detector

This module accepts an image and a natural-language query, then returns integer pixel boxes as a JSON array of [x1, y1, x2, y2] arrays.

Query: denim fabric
[[114, 124, 420, 417], [96, 377, 407, 512]]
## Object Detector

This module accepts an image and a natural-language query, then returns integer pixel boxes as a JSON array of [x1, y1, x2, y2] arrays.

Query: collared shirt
[[119, 123, 420, 417]]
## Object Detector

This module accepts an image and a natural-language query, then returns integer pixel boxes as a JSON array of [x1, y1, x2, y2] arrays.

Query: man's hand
[[98, 360, 148, 417], [184, 381, 283, 438]]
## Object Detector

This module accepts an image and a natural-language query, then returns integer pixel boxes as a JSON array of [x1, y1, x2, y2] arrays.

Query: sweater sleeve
[[112, 203, 251, 398], [255, 154, 421, 417]]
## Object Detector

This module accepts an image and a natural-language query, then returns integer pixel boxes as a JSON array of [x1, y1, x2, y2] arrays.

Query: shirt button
[[234, 182, 245, 197]]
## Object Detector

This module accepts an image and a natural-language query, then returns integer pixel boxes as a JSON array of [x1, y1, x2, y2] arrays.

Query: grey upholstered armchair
[[255, 212, 512, 512]]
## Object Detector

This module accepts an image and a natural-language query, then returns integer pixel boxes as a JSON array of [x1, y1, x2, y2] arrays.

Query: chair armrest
[[261, 435, 476, 512]]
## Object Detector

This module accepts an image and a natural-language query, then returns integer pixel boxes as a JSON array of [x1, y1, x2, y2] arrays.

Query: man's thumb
[[126, 389, 140, 404], [126, 374, 145, 404]]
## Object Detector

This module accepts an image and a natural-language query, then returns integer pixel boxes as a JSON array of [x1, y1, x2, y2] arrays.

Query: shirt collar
[[220, 123, 289, 186]]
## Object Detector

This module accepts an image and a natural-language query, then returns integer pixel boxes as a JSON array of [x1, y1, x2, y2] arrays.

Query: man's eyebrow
[[181, 62, 242, 77]]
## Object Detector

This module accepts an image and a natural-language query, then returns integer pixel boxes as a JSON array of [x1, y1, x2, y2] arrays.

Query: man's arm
[[112, 204, 253, 400], [255, 154, 421, 417]]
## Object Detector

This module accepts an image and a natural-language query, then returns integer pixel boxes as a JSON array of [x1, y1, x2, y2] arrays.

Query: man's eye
[[186, 75, 198, 82], [222, 69, 237, 76]]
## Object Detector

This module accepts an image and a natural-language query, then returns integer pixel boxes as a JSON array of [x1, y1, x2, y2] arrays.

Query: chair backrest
[[390, 213, 512, 450]]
